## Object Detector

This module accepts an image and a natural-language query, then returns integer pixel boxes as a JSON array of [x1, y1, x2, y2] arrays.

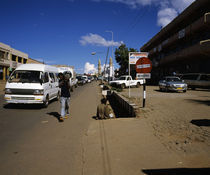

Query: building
[[27, 58, 43, 64], [0, 42, 28, 80], [140, 0, 210, 83]]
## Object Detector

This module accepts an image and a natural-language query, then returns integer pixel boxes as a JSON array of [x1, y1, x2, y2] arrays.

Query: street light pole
[[105, 30, 113, 60]]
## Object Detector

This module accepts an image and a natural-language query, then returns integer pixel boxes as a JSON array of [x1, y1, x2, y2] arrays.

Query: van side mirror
[[39, 79, 43, 85]]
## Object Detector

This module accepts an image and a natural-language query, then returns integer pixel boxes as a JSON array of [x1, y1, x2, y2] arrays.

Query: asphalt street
[[0, 81, 99, 175]]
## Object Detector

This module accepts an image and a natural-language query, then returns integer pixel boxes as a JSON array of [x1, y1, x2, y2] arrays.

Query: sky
[[0, 0, 195, 74]]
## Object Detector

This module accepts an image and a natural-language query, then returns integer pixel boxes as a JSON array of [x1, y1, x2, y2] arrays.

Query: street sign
[[136, 73, 151, 79], [135, 57, 152, 73], [129, 52, 148, 64]]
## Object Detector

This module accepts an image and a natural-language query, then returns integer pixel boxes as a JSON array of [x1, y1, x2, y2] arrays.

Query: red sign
[[136, 57, 152, 73]]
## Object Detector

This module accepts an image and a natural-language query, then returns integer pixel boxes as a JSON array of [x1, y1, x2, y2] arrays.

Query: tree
[[115, 44, 138, 76]]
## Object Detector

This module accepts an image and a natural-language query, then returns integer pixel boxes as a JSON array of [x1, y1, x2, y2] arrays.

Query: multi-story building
[[140, 0, 210, 83], [0, 42, 28, 80]]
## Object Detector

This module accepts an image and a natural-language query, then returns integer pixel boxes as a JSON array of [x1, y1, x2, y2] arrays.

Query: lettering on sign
[[136, 73, 151, 79], [137, 64, 151, 69]]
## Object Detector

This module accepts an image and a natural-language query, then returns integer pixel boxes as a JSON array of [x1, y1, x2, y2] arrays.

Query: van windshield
[[8, 70, 41, 83]]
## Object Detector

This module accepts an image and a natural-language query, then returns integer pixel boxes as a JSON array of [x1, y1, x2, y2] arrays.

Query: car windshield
[[166, 77, 181, 82], [76, 76, 82, 80], [119, 77, 126, 80], [8, 70, 41, 83]]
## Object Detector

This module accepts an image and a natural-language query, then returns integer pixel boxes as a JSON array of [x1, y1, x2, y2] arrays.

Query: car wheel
[[43, 95, 49, 108], [121, 84, 126, 89], [183, 90, 186, 93], [136, 82, 140, 88]]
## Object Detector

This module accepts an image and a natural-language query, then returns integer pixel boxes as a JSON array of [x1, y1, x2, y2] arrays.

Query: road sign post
[[135, 57, 152, 108], [128, 52, 148, 98]]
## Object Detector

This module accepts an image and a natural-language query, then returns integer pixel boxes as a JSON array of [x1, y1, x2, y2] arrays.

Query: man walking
[[58, 73, 71, 122]]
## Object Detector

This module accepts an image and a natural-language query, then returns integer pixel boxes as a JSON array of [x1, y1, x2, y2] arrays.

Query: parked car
[[76, 76, 86, 85], [159, 76, 187, 92], [109, 75, 144, 89], [181, 73, 210, 90], [4, 64, 60, 107]]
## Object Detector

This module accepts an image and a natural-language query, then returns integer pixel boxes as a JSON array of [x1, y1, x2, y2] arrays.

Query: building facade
[[0, 42, 28, 80], [140, 0, 210, 83]]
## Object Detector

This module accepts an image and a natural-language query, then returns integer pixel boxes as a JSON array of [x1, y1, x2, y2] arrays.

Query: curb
[[101, 84, 139, 117]]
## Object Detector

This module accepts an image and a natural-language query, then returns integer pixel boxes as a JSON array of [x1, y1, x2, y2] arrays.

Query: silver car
[[159, 76, 187, 92]]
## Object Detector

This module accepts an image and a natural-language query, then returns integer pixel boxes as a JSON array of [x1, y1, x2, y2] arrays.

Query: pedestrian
[[58, 73, 71, 122], [96, 97, 110, 120]]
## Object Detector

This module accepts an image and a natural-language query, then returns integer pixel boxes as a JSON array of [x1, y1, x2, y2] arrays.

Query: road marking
[[41, 120, 48, 124]]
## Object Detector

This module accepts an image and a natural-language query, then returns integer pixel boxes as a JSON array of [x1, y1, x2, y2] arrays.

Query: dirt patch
[[119, 86, 210, 155]]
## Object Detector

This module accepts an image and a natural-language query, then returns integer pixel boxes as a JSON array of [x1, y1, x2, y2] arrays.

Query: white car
[[109, 75, 144, 88]]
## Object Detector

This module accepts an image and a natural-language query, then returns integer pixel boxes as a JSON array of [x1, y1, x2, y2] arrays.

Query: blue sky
[[0, 0, 194, 74]]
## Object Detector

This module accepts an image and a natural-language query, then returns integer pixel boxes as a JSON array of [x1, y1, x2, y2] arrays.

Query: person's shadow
[[47, 112, 63, 122]]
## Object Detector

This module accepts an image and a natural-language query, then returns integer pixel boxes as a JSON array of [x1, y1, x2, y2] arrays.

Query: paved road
[[0, 82, 99, 175]]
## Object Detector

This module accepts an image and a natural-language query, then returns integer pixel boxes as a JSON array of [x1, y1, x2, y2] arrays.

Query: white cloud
[[157, 0, 195, 27], [93, 0, 155, 8], [157, 8, 177, 27], [171, 0, 195, 13], [80, 33, 123, 47], [92, 0, 195, 28], [84, 62, 97, 74]]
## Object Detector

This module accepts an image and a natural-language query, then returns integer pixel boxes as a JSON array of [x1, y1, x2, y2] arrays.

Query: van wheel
[[43, 95, 49, 108], [71, 86, 74, 92], [56, 91, 60, 101]]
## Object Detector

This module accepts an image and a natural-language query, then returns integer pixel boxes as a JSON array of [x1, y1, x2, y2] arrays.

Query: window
[[12, 55, 16, 61], [8, 70, 41, 83], [44, 72, 49, 83], [181, 74, 198, 80], [200, 74, 210, 81], [18, 57, 22, 63], [49, 72, 55, 82]]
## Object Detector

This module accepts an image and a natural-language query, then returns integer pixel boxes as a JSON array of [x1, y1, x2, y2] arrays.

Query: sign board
[[136, 73, 151, 79], [136, 57, 152, 73], [129, 52, 148, 64]]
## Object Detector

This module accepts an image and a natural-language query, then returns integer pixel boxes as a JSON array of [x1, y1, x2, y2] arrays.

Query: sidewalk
[[83, 117, 210, 175]]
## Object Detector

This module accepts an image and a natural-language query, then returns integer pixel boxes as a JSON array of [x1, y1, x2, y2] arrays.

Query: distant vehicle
[[181, 73, 210, 90], [109, 75, 144, 89], [87, 77, 92, 83], [97, 76, 103, 81], [4, 64, 60, 107], [82, 75, 88, 83], [76, 76, 86, 85], [159, 76, 187, 92]]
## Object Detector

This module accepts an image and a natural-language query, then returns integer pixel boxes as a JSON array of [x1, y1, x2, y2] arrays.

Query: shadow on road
[[47, 112, 62, 122], [185, 99, 210, 106], [191, 119, 210, 127], [142, 167, 210, 175], [3, 103, 42, 110]]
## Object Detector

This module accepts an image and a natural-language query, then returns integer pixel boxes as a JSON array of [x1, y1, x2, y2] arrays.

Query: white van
[[4, 64, 60, 107]]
